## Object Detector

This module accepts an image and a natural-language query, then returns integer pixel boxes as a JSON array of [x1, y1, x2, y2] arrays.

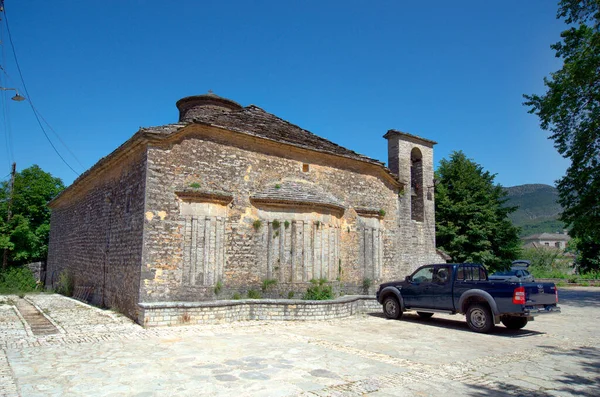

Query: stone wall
[[386, 131, 441, 276], [138, 295, 381, 327], [46, 147, 147, 319], [140, 124, 404, 303]]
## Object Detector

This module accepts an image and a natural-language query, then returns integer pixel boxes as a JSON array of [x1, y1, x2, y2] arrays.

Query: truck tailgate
[[523, 283, 557, 305]]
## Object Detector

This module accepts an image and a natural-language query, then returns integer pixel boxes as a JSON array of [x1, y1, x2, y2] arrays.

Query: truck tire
[[382, 296, 402, 319], [417, 312, 434, 319], [501, 316, 528, 330], [466, 303, 494, 333]]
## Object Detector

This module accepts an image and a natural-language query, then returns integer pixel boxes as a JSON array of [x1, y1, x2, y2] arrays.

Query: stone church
[[46, 93, 443, 321]]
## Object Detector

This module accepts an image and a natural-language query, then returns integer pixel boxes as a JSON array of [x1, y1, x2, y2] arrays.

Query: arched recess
[[176, 190, 233, 287], [411, 147, 424, 222], [251, 180, 344, 283], [355, 207, 384, 281]]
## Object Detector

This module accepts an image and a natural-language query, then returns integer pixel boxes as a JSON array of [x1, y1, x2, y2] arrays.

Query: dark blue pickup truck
[[376, 263, 560, 333]]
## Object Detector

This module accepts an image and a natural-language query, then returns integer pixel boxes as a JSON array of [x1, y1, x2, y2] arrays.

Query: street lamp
[[0, 87, 26, 101]]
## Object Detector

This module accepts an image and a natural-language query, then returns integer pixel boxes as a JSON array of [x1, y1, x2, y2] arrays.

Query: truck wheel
[[417, 312, 434, 319], [501, 316, 528, 330], [382, 296, 402, 319], [466, 303, 494, 333]]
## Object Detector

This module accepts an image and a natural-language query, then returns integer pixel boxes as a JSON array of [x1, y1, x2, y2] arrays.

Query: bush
[[303, 278, 333, 300], [232, 292, 241, 300], [247, 289, 261, 299], [56, 270, 74, 297], [0, 266, 38, 294], [261, 278, 277, 292]]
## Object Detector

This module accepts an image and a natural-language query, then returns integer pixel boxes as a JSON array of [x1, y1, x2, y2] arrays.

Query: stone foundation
[[138, 295, 380, 327]]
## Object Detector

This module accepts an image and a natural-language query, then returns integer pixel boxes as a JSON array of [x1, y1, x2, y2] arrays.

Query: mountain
[[504, 184, 565, 237]]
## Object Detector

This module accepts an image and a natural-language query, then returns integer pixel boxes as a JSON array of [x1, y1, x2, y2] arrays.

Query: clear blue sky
[[0, 0, 569, 187]]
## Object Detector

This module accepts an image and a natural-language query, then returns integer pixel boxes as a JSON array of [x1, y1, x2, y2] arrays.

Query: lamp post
[[1, 87, 25, 269], [0, 87, 26, 102]]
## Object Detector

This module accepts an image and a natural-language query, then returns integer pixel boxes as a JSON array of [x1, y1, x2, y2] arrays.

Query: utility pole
[[2, 162, 16, 269]]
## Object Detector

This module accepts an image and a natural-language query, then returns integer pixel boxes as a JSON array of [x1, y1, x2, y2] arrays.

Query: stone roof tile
[[250, 180, 344, 211]]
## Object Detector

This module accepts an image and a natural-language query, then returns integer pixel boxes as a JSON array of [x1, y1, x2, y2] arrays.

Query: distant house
[[522, 232, 571, 250]]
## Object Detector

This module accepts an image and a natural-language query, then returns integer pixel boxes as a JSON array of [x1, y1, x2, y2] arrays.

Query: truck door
[[431, 265, 454, 310], [402, 265, 435, 308]]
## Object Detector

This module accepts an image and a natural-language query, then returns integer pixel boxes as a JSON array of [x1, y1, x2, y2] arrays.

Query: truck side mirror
[[405, 275, 412, 282]]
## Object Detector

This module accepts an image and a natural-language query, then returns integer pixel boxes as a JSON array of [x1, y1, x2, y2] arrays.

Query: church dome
[[175, 92, 243, 122]]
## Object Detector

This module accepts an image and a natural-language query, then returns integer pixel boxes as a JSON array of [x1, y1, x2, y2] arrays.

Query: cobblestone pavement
[[0, 288, 598, 397]]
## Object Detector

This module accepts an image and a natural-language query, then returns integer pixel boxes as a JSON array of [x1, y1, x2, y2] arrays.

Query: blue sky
[[0, 0, 568, 187]]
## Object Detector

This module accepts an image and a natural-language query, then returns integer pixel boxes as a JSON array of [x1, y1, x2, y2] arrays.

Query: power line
[[2, 4, 81, 176], [0, 11, 13, 169]]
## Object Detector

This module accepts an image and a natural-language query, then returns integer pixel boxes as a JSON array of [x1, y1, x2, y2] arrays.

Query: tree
[[0, 165, 65, 266], [524, 0, 600, 271], [435, 151, 521, 272]]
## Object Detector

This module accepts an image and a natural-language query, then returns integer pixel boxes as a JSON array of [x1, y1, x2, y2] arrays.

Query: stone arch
[[410, 147, 424, 222]]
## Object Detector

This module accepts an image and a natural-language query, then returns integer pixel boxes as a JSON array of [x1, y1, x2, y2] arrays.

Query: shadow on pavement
[[464, 345, 600, 397], [366, 312, 544, 337], [557, 287, 600, 308]]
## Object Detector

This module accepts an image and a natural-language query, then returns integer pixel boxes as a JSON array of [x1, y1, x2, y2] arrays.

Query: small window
[[302, 164, 309, 172], [555, 242, 560, 248], [545, 242, 550, 246]]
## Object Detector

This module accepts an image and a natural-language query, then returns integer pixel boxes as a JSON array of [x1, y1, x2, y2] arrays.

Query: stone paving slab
[[0, 288, 599, 396]]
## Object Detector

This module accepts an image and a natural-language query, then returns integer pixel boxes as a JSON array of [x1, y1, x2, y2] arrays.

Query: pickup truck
[[376, 263, 560, 333]]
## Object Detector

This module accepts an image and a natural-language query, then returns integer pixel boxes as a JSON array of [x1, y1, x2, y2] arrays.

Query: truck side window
[[479, 267, 487, 280], [411, 267, 434, 284], [433, 266, 452, 284], [457, 267, 464, 280]]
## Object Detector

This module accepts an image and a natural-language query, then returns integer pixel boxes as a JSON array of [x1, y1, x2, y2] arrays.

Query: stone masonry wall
[[387, 134, 441, 277], [46, 147, 147, 319], [138, 295, 381, 327], [140, 125, 404, 303]]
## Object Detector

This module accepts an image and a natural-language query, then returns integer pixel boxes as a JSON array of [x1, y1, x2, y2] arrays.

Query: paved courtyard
[[0, 287, 598, 396]]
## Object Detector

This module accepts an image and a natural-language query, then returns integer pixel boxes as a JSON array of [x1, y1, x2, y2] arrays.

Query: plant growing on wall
[[189, 182, 201, 189], [378, 209, 386, 217], [303, 278, 333, 300], [362, 278, 372, 294], [272, 219, 281, 229], [275, 184, 281, 189], [284, 220, 290, 229], [252, 220, 262, 231], [247, 289, 262, 299], [261, 278, 277, 292], [315, 221, 321, 229], [214, 280, 223, 295]]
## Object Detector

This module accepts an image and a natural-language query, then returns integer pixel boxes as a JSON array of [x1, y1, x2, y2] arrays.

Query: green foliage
[[189, 182, 201, 189], [272, 219, 281, 229], [261, 278, 277, 292], [0, 266, 38, 294], [247, 289, 261, 299], [287, 291, 295, 299], [303, 278, 333, 300], [315, 221, 321, 229], [362, 278, 372, 293], [252, 220, 262, 231], [284, 220, 290, 229], [524, 1, 600, 271], [378, 209, 386, 217], [275, 184, 281, 189], [435, 151, 522, 272], [232, 292, 241, 300], [214, 280, 223, 295], [521, 247, 574, 279], [0, 165, 65, 266], [56, 270, 74, 297]]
